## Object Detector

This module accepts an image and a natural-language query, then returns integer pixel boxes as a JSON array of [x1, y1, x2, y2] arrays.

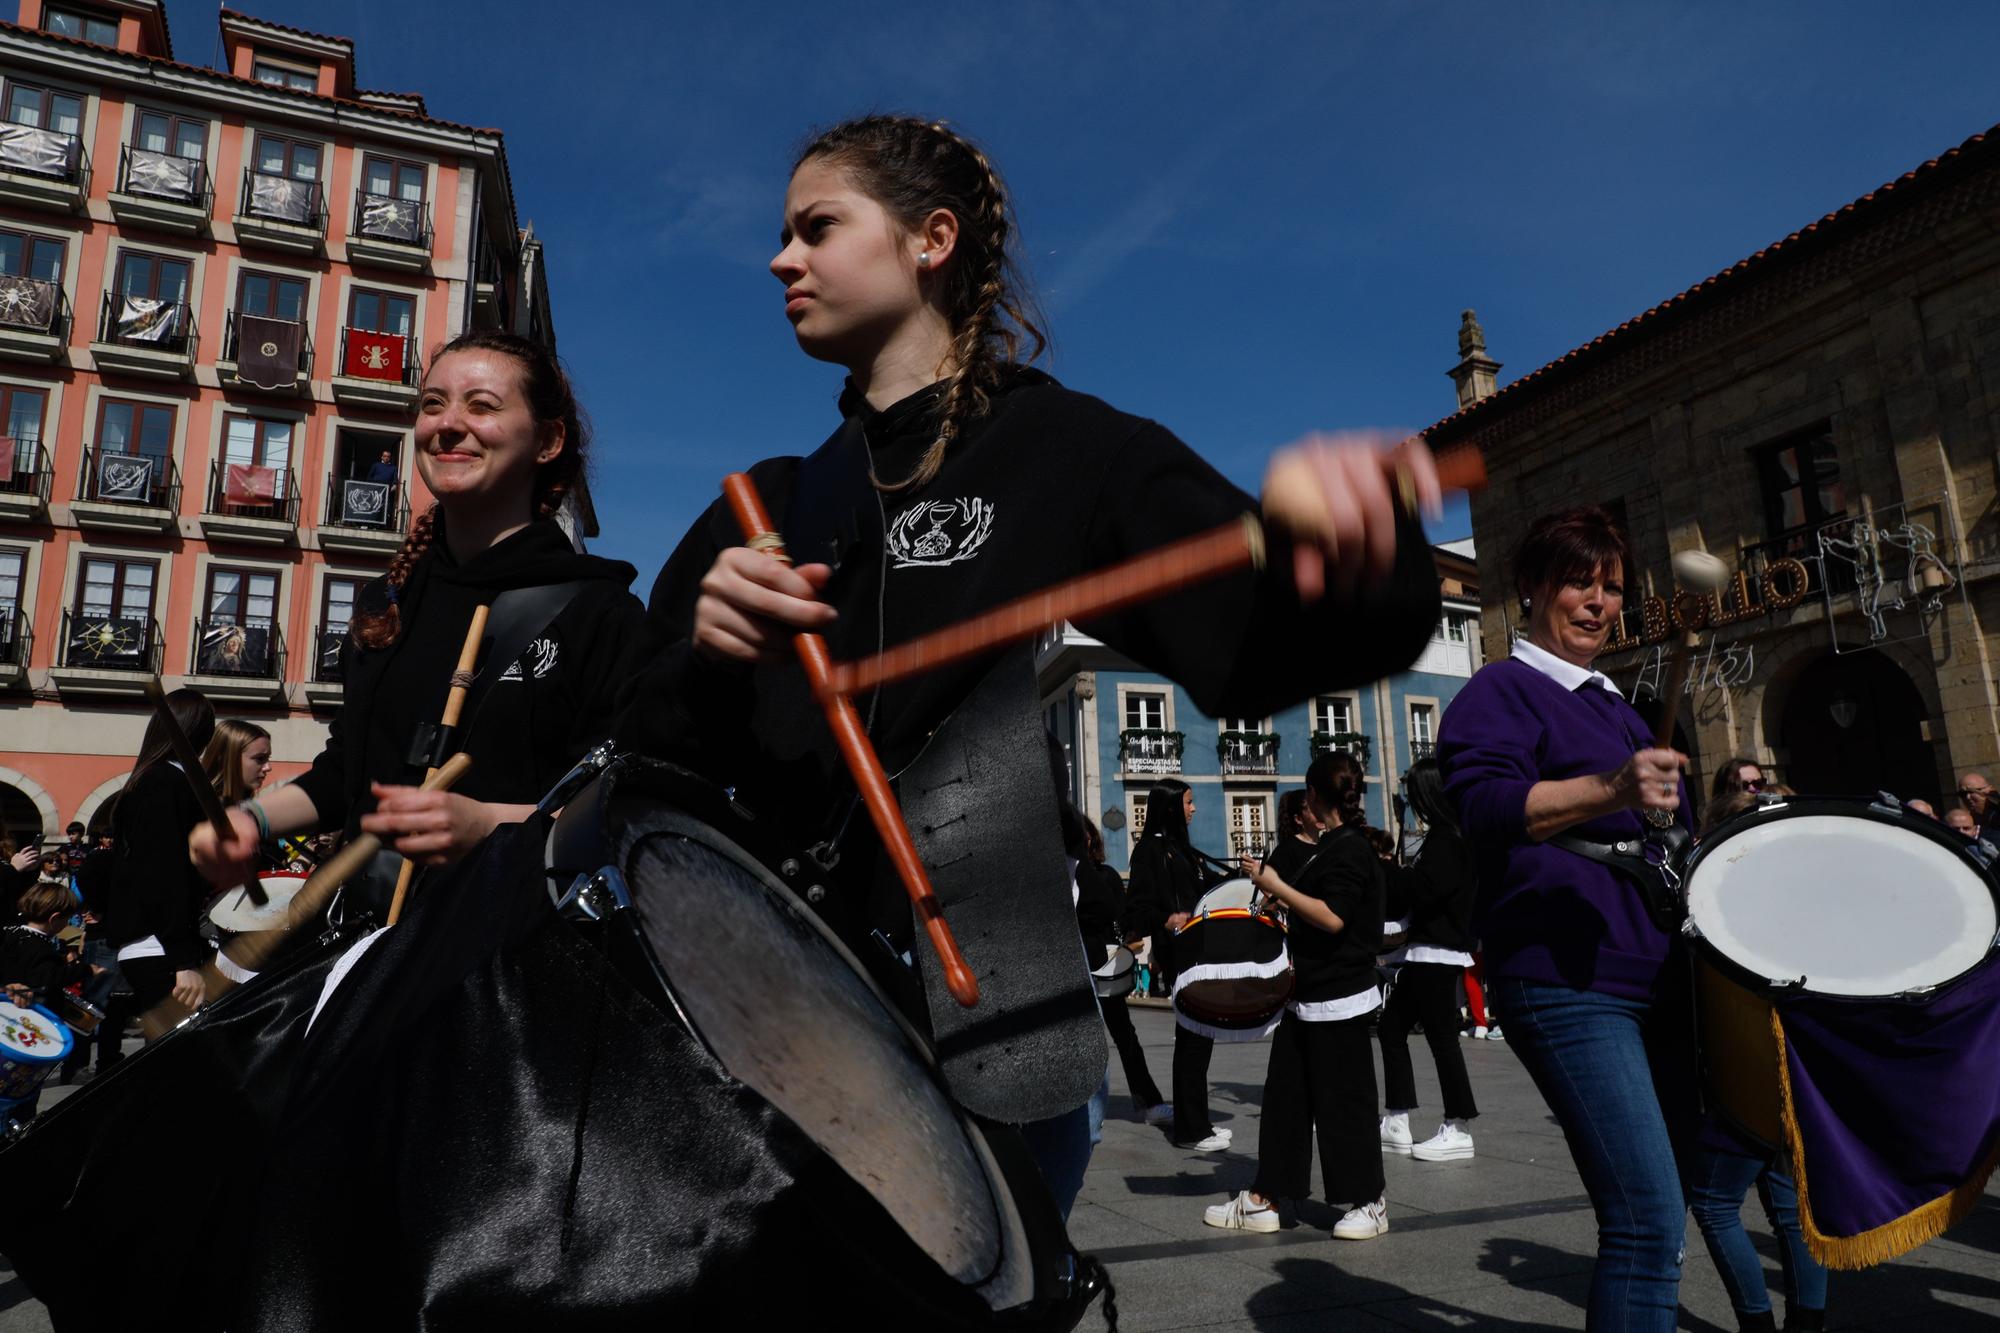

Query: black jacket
[[615, 372, 1439, 967], [1074, 860, 1128, 954], [0, 924, 88, 1003], [1386, 826, 1477, 953], [1287, 822, 1385, 1004], [293, 519, 644, 836], [105, 763, 212, 971]]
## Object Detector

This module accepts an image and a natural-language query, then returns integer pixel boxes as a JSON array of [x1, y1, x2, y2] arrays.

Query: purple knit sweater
[[1438, 657, 1687, 1001]]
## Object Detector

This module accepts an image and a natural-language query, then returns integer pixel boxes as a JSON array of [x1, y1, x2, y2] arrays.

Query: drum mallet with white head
[[1652, 550, 1731, 747]]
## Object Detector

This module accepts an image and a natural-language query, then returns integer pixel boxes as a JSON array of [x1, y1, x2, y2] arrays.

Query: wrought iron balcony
[[220, 309, 313, 389], [1409, 741, 1437, 761], [313, 625, 347, 684], [0, 275, 67, 340], [1119, 728, 1184, 776], [0, 125, 90, 212], [0, 436, 52, 515], [114, 145, 212, 212], [75, 445, 180, 512], [191, 617, 284, 681], [336, 327, 418, 384], [92, 292, 197, 380], [1219, 731, 1281, 776], [0, 605, 32, 672], [204, 461, 300, 525], [57, 609, 160, 674], [322, 469, 407, 531], [1310, 730, 1372, 771], [350, 190, 432, 259], [236, 169, 327, 251]]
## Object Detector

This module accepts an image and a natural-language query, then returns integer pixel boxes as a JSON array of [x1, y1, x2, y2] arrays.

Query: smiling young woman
[[189, 331, 645, 916]]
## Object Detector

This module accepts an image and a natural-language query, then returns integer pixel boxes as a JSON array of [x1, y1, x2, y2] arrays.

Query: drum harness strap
[[1548, 824, 1691, 931]]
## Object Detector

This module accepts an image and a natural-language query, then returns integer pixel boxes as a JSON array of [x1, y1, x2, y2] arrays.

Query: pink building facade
[[0, 1, 556, 842]]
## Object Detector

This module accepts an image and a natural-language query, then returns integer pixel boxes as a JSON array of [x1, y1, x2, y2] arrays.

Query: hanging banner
[[95, 452, 154, 503], [339, 478, 391, 526], [343, 328, 406, 382], [0, 124, 74, 178], [223, 463, 279, 506], [250, 173, 316, 224], [236, 314, 300, 389], [359, 194, 421, 243], [0, 275, 56, 331], [197, 621, 270, 676], [0, 437, 13, 484], [126, 148, 200, 201], [115, 296, 179, 343]]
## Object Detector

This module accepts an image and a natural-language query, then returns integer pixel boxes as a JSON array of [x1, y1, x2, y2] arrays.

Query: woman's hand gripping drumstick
[[718, 473, 981, 1010]]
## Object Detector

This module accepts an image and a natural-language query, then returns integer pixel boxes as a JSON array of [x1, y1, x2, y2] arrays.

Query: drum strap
[[1548, 827, 1691, 930]]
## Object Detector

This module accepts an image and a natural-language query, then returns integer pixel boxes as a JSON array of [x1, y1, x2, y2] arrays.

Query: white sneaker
[[1379, 1112, 1413, 1155], [1410, 1121, 1475, 1162], [1470, 1024, 1488, 1039], [1143, 1103, 1175, 1126], [1484, 1024, 1505, 1041], [1203, 1189, 1279, 1233], [1188, 1130, 1232, 1152], [1332, 1197, 1389, 1240]]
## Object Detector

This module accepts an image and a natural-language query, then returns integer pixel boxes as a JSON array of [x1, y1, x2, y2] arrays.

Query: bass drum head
[[208, 873, 309, 933], [1194, 877, 1259, 915], [614, 804, 1039, 1313], [1686, 799, 2000, 997]]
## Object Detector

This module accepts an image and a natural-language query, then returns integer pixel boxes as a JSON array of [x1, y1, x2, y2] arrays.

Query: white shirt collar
[[1511, 637, 1617, 694]]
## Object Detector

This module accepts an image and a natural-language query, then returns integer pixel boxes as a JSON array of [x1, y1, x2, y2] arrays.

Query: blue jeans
[[1491, 978, 1687, 1332], [1018, 1067, 1107, 1222], [1688, 1143, 1827, 1318]]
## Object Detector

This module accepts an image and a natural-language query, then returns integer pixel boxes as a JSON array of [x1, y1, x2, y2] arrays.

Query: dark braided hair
[[795, 115, 1048, 493], [352, 330, 589, 649], [1306, 751, 1369, 829]]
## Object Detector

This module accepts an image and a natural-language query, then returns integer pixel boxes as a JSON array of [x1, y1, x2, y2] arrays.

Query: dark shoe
[[1783, 1310, 1825, 1332], [1736, 1312, 1777, 1333]]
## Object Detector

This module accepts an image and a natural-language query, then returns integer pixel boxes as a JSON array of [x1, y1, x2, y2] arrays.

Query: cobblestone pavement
[[4, 1006, 1996, 1330]]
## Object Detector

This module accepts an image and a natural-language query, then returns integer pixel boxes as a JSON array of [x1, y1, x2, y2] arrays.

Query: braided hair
[[1305, 751, 1368, 830], [352, 331, 590, 649], [795, 115, 1048, 492]]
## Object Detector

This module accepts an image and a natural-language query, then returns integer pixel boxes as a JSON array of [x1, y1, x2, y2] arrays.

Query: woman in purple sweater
[[1437, 505, 1693, 1331]]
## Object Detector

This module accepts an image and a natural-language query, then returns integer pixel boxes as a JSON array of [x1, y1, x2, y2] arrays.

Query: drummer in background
[[1203, 751, 1388, 1240], [1126, 779, 1230, 1151], [1437, 504, 1695, 1331], [1689, 785, 1828, 1333], [202, 720, 276, 866], [1077, 814, 1169, 1127], [1, 885, 102, 1124], [105, 688, 219, 1019]]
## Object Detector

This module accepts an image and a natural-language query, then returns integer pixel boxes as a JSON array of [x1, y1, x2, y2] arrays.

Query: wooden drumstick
[[144, 677, 267, 907], [827, 443, 1489, 698], [385, 605, 490, 926], [721, 473, 981, 1009], [1652, 550, 1730, 748]]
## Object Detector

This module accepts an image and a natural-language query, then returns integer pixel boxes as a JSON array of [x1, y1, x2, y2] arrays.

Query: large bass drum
[[1683, 795, 2000, 1145], [1171, 877, 1293, 1041]]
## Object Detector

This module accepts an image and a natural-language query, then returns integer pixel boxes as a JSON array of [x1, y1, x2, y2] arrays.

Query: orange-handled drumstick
[[827, 444, 1489, 699], [721, 473, 981, 1009]]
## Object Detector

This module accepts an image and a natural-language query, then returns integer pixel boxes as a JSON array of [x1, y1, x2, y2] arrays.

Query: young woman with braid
[[1204, 752, 1389, 1240], [190, 332, 643, 914], [616, 113, 1443, 1214]]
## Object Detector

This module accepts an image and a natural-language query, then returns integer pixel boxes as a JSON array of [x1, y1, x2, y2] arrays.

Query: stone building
[[0, 2, 558, 844], [1423, 121, 2000, 806]]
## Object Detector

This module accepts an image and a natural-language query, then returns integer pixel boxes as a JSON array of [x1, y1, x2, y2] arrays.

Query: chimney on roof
[[1448, 308, 1502, 410]]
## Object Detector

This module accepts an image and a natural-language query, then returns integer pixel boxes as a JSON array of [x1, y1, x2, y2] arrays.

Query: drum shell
[[0, 1003, 72, 1106], [47, 991, 102, 1035], [1173, 911, 1293, 1034], [1693, 955, 1784, 1149], [1091, 945, 1136, 1001]]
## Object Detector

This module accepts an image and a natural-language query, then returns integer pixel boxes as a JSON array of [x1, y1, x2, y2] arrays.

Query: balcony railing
[[1119, 728, 1184, 776], [1, 436, 51, 502], [0, 275, 67, 337], [337, 326, 419, 384], [95, 290, 196, 354], [1409, 740, 1436, 761], [0, 124, 88, 186], [205, 461, 299, 525], [352, 191, 431, 249], [191, 617, 284, 680], [221, 310, 313, 382], [1310, 730, 1372, 771], [322, 470, 408, 531], [116, 144, 212, 211], [313, 625, 347, 683], [238, 169, 326, 233], [1219, 731, 1280, 777], [58, 609, 160, 673], [0, 605, 32, 668], [76, 445, 180, 510]]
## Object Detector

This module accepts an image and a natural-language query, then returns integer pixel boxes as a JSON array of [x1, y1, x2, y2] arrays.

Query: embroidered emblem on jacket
[[886, 498, 996, 568], [499, 637, 560, 682]]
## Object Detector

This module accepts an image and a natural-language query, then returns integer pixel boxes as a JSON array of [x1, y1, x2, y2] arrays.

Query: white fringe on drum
[[1171, 953, 1292, 992], [1288, 987, 1382, 1023], [213, 948, 260, 986]]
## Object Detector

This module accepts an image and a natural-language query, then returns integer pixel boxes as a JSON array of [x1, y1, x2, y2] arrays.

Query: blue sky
[[182, 1, 2000, 589]]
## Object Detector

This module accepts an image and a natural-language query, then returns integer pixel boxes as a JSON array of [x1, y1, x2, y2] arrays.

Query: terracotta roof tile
[[218, 7, 354, 50], [1423, 121, 2000, 446]]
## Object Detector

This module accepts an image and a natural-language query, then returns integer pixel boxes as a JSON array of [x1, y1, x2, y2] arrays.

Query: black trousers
[[1379, 961, 1480, 1121], [1171, 1024, 1215, 1142], [1251, 1009, 1384, 1207], [118, 956, 177, 1012], [1102, 995, 1164, 1108]]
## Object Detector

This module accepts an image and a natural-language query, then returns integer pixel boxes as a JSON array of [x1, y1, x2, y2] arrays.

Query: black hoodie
[[616, 371, 1439, 970], [294, 518, 643, 835]]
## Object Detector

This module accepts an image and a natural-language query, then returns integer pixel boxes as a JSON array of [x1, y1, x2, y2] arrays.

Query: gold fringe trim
[[1772, 1009, 2000, 1269]]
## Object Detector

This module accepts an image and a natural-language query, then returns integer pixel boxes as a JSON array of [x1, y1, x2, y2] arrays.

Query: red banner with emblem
[[344, 328, 407, 383], [224, 463, 278, 505]]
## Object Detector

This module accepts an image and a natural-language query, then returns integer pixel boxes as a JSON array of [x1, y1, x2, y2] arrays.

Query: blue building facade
[[1038, 540, 1481, 874]]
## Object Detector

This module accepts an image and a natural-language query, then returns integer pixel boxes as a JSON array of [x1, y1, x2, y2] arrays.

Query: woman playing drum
[[1437, 504, 1694, 1330]]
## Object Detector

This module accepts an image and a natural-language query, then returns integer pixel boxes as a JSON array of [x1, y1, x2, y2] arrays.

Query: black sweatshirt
[[615, 371, 1440, 967], [105, 763, 212, 971], [1384, 826, 1477, 953], [1285, 822, 1385, 1004], [0, 924, 88, 1004], [293, 519, 644, 835], [1074, 860, 1126, 955]]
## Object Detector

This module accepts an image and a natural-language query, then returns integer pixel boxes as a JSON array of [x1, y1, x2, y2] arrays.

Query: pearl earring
[[917, 251, 931, 268]]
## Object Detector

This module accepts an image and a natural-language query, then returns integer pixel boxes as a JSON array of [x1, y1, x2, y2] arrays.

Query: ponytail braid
[[795, 115, 1048, 493], [350, 503, 438, 649]]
